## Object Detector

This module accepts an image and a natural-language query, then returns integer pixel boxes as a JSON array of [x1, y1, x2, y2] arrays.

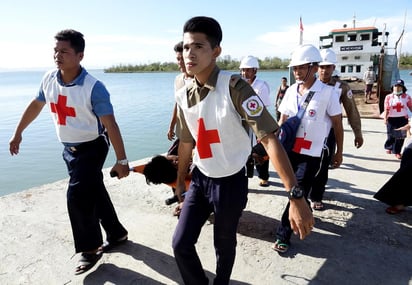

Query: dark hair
[[54, 29, 85, 53], [281, 77, 287, 81], [174, 41, 183, 53], [143, 155, 177, 185], [183, 16, 222, 48]]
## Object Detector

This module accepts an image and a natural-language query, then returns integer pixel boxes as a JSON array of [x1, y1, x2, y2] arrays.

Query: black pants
[[310, 128, 335, 202], [172, 167, 248, 285], [63, 135, 127, 253], [276, 151, 318, 243], [385, 116, 408, 155], [252, 142, 269, 180]]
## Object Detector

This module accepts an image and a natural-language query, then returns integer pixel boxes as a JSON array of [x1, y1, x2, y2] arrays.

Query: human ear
[[212, 46, 222, 59]]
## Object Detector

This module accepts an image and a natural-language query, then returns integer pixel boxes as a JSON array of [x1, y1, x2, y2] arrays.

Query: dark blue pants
[[276, 151, 318, 243], [253, 142, 269, 180], [63, 135, 127, 253], [255, 160, 269, 180], [310, 128, 335, 202], [172, 167, 248, 285], [385, 116, 408, 155]]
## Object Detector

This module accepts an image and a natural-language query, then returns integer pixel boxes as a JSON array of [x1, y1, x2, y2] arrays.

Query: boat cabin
[[319, 26, 389, 81]]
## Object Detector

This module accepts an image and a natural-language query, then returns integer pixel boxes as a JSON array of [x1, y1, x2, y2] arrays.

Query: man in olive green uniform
[[310, 48, 363, 210]]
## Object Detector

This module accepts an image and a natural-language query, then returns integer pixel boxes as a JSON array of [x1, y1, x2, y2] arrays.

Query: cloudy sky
[[0, 0, 410, 70]]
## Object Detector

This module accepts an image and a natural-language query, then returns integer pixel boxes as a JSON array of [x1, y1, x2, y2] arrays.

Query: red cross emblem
[[292, 134, 312, 152], [392, 102, 404, 112], [248, 100, 257, 109], [50, 95, 76, 125], [197, 118, 220, 159]]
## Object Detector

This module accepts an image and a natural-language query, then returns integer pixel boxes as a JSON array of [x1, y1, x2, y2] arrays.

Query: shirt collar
[[56, 66, 88, 87], [194, 66, 220, 91]]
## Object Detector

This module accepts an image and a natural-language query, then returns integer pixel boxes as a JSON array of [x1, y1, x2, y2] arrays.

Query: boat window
[[356, 66, 361, 72], [354, 56, 361, 60], [348, 65, 354, 72], [360, 34, 370, 41], [335, 35, 345, 42], [340, 66, 345, 73], [347, 34, 357, 42], [342, 56, 348, 60]]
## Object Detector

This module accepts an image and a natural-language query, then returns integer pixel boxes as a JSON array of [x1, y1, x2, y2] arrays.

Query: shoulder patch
[[242, 95, 264, 117], [346, 89, 353, 99]]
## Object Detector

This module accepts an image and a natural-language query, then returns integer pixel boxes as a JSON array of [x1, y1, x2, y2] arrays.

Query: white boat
[[319, 24, 388, 81], [319, 17, 401, 113]]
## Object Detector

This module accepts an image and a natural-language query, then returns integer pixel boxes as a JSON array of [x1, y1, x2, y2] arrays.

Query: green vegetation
[[104, 53, 412, 73], [398, 53, 412, 69]]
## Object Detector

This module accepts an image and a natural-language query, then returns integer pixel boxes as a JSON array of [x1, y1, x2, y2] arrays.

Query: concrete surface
[[1, 118, 411, 285]]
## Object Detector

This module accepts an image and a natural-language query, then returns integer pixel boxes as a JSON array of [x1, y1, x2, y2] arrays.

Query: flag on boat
[[300, 17, 304, 32]]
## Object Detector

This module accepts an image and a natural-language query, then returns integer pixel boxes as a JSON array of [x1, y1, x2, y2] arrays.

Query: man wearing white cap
[[311, 48, 363, 210], [240, 55, 271, 187], [274, 44, 344, 253]]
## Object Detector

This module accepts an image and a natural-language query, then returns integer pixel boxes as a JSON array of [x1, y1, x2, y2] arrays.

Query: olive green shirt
[[329, 77, 362, 138], [176, 66, 278, 143]]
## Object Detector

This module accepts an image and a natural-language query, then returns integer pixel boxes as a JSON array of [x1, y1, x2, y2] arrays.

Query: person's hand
[[9, 134, 22, 155], [354, 136, 364, 148], [173, 202, 184, 216], [110, 163, 130, 179], [394, 124, 410, 132], [289, 198, 315, 240], [330, 152, 343, 168], [167, 129, 175, 141]]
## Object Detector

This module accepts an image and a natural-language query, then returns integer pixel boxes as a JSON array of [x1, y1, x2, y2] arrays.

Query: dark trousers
[[63, 135, 127, 253], [310, 129, 335, 202], [255, 160, 269, 180], [385, 116, 408, 155], [252, 142, 269, 180], [172, 167, 248, 285], [374, 147, 412, 206], [276, 151, 319, 242]]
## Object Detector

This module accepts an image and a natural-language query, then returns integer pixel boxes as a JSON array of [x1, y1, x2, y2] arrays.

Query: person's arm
[[341, 89, 363, 148], [167, 103, 178, 141], [9, 99, 45, 155], [330, 114, 344, 168], [175, 140, 193, 202], [260, 133, 314, 240], [100, 114, 129, 179], [383, 95, 391, 124]]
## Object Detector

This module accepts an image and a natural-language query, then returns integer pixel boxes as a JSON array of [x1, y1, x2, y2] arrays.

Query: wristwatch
[[117, 159, 129, 166], [288, 185, 304, 200]]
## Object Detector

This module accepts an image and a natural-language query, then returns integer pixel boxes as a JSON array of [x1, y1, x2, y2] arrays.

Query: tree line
[[104, 53, 412, 73]]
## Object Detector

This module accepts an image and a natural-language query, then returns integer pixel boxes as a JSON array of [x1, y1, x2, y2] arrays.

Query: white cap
[[319, 48, 337, 65], [288, 44, 322, 67], [240, 55, 259, 69]]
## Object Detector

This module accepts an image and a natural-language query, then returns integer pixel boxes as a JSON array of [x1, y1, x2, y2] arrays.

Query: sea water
[[0, 69, 289, 196], [1, 69, 411, 196]]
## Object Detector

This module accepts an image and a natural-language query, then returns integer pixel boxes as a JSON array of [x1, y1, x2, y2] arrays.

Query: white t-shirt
[[278, 79, 342, 157]]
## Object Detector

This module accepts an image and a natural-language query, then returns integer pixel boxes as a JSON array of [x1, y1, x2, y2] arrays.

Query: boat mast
[[396, 10, 407, 67]]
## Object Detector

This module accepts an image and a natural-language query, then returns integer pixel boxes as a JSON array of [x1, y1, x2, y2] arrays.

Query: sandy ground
[[1, 118, 411, 285]]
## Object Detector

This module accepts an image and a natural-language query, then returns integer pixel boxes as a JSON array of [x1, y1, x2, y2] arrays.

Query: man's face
[[176, 51, 186, 73], [240, 68, 257, 80], [53, 40, 83, 71], [183, 32, 220, 81], [292, 63, 317, 82], [318, 64, 335, 83]]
